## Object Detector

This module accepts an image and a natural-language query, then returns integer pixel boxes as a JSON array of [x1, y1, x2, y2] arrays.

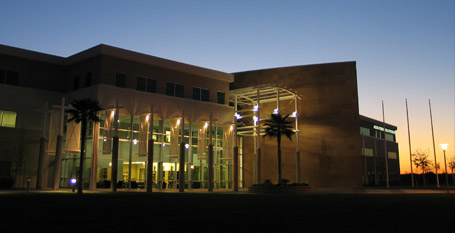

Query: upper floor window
[[0, 110, 17, 128], [137, 77, 156, 93], [73, 76, 80, 90], [360, 127, 370, 136], [115, 72, 126, 88], [217, 92, 225, 104], [85, 73, 92, 87], [0, 69, 19, 86], [166, 82, 184, 98], [193, 87, 209, 102]]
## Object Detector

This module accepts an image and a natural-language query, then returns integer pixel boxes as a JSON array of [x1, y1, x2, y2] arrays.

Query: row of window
[[0, 69, 19, 86], [360, 126, 395, 142], [115, 72, 225, 104], [0, 110, 16, 128], [361, 147, 397, 160]]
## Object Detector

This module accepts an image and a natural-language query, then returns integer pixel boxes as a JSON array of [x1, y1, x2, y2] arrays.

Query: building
[[359, 115, 400, 186], [0, 44, 398, 190]]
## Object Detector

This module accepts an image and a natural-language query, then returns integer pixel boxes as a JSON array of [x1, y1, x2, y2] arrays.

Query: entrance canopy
[[229, 84, 300, 137]]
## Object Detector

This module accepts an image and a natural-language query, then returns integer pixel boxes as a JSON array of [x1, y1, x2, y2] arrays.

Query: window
[[85, 73, 92, 87], [360, 127, 370, 136], [115, 73, 126, 88], [0, 110, 17, 128], [137, 77, 156, 93], [388, 152, 397, 159], [217, 92, 225, 104], [193, 87, 209, 102], [166, 82, 184, 98], [0, 69, 19, 85], [73, 76, 80, 90], [362, 148, 374, 156]]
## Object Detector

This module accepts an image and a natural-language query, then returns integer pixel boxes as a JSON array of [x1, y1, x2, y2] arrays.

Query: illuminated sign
[[373, 125, 395, 134]]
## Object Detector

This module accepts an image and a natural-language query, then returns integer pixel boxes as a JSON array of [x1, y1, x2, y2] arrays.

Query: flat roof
[[0, 43, 234, 82], [360, 115, 397, 130]]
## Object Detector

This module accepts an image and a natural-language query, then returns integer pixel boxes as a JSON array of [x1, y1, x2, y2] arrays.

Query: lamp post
[[440, 144, 449, 193], [70, 178, 77, 192]]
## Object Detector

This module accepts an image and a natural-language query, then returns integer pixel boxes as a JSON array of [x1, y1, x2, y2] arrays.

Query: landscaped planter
[[248, 185, 312, 194]]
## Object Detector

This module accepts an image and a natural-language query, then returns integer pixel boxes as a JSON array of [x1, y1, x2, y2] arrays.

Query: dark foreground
[[0, 191, 453, 233]]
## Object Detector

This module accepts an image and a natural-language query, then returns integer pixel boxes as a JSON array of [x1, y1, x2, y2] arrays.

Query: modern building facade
[[359, 115, 400, 186], [0, 44, 398, 190]]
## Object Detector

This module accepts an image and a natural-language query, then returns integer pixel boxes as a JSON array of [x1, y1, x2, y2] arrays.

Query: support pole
[[429, 99, 440, 188], [128, 115, 133, 190], [233, 95, 239, 191], [147, 105, 154, 192], [53, 97, 65, 190], [179, 114, 185, 192], [208, 113, 214, 191], [90, 120, 99, 190], [294, 96, 300, 184], [405, 99, 414, 188], [111, 98, 119, 192], [256, 89, 261, 185], [36, 102, 48, 190]]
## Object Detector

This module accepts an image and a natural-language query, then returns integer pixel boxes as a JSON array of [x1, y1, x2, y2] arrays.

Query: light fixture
[[230, 125, 234, 131], [146, 115, 150, 121], [440, 144, 448, 151], [253, 116, 259, 125], [177, 119, 181, 125], [291, 111, 297, 118], [253, 105, 259, 112], [204, 122, 208, 128], [111, 110, 115, 117], [109, 162, 112, 167], [273, 108, 279, 114], [162, 143, 166, 147], [235, 113, 242, 120], [185, 144, 189, 149], [133, 139, 138, 145]]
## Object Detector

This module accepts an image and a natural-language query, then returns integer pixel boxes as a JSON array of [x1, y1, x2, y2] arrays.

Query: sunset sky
[[1, 0, 453, 174]]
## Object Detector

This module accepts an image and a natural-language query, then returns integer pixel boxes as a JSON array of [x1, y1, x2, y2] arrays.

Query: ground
[[0, 189, 453, 232]]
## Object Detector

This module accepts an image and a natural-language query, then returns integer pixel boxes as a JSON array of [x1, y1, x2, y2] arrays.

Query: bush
[[0, 176, 15, 189]]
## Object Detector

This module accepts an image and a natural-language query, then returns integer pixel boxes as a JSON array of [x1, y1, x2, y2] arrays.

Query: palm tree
[[263, 113, 295, 184], [66, 98, 102, 194]]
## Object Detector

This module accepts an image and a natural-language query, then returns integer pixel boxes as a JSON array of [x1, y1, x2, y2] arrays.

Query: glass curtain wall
[[95, 112, 235, 190]]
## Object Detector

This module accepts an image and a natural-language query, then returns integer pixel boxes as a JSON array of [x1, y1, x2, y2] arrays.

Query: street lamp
[[440, 144, 449, 193], [70, 178, 77, 192]]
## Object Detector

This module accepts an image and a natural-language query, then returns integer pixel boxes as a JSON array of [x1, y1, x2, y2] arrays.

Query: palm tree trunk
[[78, 119, 87, 195], [277, 135, 282, 184]]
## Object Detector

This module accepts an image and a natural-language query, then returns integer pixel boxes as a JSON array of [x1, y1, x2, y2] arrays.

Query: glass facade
[[71, 111, 239, 190]]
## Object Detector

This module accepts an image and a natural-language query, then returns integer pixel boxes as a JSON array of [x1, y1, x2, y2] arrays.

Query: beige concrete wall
[[99, 55, 230, 105], [232, 62, 362, 188]]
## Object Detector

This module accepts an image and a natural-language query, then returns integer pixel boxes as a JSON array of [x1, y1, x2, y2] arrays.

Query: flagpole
[[405, 99, 414, 187], [382, 101, 390, 188], [429, 99, 440, 188]]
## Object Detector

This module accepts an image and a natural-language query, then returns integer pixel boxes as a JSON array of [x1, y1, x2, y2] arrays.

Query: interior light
[[111, 111, 115, 117], [146, 115, 150, 121], [204, 122, 208, 128], [273, 108, 279, 114], [253, 105, 259, 112], [291, 111, 297, 118], [235, 113, 242, 120], [109, 162, 112, 167], [133, 139, 138, 145], [230, 125, 234, 131], [177, 119, 181, 125], [253, 116, 259, 124], [185, 144, 189, 149]]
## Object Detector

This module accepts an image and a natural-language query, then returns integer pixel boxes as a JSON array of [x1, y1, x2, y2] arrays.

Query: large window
[[0, 110, 17, 128], [166, 82, 184, 98], [0, 69, 19, 86], [137, 77, 156, 93], [193, 87, 209, 102], [115, 73, 127, 88], [217, 92, 225, 104], [360, 127, 370, 136]]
